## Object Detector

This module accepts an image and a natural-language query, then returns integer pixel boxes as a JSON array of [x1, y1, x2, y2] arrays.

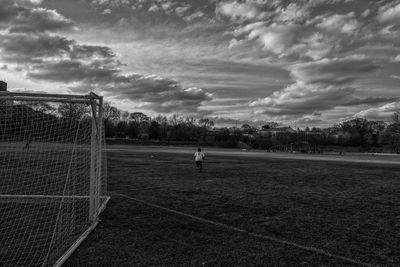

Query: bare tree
[[199, 118, 214, 129], [57, 103, 89, 121], [103, 102, 121, 125]]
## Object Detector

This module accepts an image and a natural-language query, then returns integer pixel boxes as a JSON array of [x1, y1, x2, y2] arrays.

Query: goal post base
[[53, 196, 110, 267]]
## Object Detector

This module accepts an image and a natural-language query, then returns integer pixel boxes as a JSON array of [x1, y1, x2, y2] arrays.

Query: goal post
[[0, 91, 110, 267]]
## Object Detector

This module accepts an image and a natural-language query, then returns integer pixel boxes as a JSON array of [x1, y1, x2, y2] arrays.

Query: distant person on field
[[194, 148, 205, 173]]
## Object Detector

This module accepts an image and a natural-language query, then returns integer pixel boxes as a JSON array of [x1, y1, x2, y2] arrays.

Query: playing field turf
[[65, 145, 400, 266]]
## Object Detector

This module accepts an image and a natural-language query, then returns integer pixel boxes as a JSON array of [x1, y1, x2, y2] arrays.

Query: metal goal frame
[[0, 91, 110, 267]]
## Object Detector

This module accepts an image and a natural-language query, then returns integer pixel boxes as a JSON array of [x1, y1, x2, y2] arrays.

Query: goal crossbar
[[0, 92, 101, 104]]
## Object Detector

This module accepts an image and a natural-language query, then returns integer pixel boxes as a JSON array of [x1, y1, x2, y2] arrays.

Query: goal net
[[0, 92, 109, 267]]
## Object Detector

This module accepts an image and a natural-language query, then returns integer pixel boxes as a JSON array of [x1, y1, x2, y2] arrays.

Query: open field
[[61, 146, 398, 266]]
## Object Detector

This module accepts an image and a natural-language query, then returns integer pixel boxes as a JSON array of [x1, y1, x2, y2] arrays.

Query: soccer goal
[[0, 91, 110, 267]]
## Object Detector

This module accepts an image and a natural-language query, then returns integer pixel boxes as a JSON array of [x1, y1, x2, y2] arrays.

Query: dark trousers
[[196, 161, 203, 172]]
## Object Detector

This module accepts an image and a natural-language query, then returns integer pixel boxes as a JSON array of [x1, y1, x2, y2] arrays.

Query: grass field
[[61, 145, 400, 266]]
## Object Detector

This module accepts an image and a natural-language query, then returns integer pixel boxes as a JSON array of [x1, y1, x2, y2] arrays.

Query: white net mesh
[[0, 93, 108, 267]]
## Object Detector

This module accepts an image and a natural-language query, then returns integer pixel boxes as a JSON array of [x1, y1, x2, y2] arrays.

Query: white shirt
[[194, 151, 205, 162]]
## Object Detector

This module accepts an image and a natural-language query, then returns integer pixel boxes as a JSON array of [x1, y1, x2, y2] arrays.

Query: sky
[[1, 0, 400, 128]]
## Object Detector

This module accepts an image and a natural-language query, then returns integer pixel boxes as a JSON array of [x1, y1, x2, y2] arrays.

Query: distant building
[[328, 130, 351, 144], [259, 126, 296, 137]]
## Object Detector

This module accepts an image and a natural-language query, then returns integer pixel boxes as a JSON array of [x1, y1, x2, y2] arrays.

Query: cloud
[[361, 9, 371, 18], [27, 60, 120, 83], [0, 2, 74, 33], [316, 12, 360, 34], [390, 74, 400, 80], [138, 86, 212, 113], [0, 0, 213, 114], [274, 2, 312, 23], [148, 4, 160, 12], [249, 56, 381, 116], [344, 96, 400, 106], [0, 33, 119, 66], [221, 2, 308, 38], [234, 22, 303, 56], [217, 1, 369, 60], [102, 9, 112, 14], [91, 0, 133, 8], [183, 11, 204, 22], [161, 2, 173, 11], [230, 16, 358, 60], [1, 0, 399, 124], [354, 102, 400, 120], [90, 0, 197, 22], [295, 116, 324, 126], [25, 55, 212, 113], [18, 37, 212, 113], [16, 8, 74, 33], [391, 55, 400, 62], [289, 56, 381, 85], [14, 0, 43, 6], [175, 5, 191, 17], [216, 1, 267, 21], [0, 34, 73, 63], [377, 2, 400, 24], [250, 83, 355, 115]]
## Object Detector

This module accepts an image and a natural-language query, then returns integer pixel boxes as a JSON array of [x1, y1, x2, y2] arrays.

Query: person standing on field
[[194, 147, 205, 172]]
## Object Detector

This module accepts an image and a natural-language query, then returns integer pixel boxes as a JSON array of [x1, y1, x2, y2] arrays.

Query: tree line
[[100, 102, 400, 153], [2, 101, 400, 153]]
